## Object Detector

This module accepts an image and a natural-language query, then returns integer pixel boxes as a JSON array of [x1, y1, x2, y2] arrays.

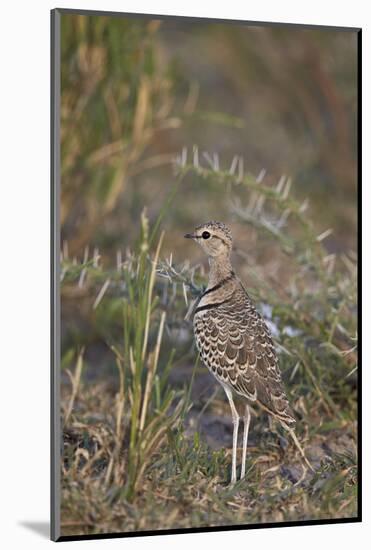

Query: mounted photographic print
[[51, 8, 361, 542]]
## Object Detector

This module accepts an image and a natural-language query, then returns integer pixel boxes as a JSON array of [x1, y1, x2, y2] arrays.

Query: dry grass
[[60, 378, 357, 536]]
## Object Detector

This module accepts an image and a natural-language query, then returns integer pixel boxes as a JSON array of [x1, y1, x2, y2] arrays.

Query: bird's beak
[[184, 233, 197, 239]]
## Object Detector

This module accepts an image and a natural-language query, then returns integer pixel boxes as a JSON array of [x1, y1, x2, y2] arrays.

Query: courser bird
[[185, 221, 312, 484]]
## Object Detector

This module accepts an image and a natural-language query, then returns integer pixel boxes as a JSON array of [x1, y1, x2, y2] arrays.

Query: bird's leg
[[240, 404, 251, 480], [223, 385, 239, 484]]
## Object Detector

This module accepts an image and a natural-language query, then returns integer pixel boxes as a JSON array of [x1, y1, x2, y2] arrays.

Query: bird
[[184, 220, 312, 484]]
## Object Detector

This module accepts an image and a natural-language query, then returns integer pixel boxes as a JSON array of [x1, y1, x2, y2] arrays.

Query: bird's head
[[184, 221, 232, 258]]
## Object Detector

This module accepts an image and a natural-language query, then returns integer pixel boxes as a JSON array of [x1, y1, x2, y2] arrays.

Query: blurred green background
[[61, 14, 357, 261]]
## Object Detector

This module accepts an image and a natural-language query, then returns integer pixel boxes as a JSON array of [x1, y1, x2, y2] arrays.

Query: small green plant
[[61, 211, 186, 502], [113, 212, 185, 498]]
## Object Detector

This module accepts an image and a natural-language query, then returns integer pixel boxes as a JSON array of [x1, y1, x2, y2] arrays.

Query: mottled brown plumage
[[194, 280, 295, 426], [185, 221, 311, 483]]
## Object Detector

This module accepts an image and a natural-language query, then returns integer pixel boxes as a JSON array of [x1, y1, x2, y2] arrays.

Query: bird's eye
[[202, 231, 211, 239]]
